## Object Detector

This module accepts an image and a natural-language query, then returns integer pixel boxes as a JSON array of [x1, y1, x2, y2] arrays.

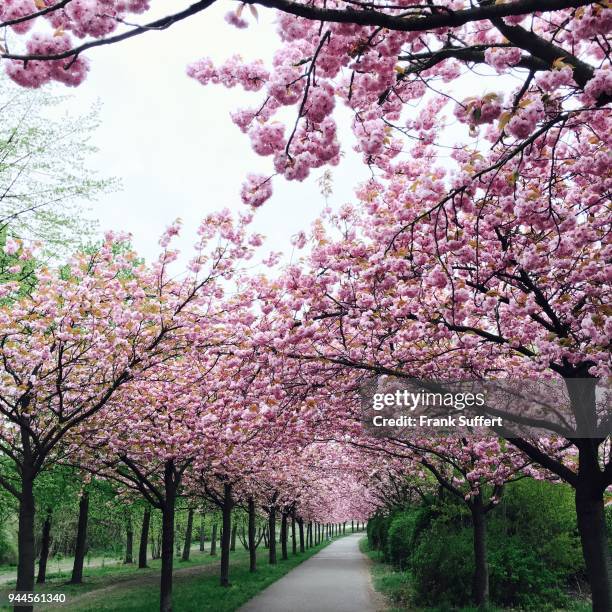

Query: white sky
[[56, 2, 366, 265]]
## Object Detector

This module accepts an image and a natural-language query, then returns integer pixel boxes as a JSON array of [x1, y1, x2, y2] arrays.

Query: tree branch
[[251, 0, 593, 34]]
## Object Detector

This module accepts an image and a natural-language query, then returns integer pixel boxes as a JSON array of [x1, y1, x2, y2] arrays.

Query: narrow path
[[239, 534, 382, 612]]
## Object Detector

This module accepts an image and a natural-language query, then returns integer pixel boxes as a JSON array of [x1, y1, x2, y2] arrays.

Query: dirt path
[[0, 544, 203, 586], [43, 560, 217, 610]]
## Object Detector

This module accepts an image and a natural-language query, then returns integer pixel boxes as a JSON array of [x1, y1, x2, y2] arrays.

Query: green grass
[[360, 537, 413, 612], [1, 537, 341, 611]]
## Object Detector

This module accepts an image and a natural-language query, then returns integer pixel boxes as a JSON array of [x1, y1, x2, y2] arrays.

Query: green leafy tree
[[0, 71, 113, 258]]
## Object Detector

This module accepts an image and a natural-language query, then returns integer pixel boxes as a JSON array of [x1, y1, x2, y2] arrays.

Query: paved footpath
[[239, 533, 382, 612]]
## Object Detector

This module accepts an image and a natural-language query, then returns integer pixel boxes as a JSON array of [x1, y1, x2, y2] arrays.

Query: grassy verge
[[1, 537, 341, 611], [360, 537, 413, 612]]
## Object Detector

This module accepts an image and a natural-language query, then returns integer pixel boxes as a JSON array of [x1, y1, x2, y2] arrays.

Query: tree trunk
[[70, 491, 89, 584], [182, 509, 194, 562], [510, 380, 612, 612], [471, 500, 489, 609], [125, 515, 134, 564], [351, 520, 354, 533], [291, 514, 297, 555], [160, 461, 177, 612], [268, 505, 277, 564], [199, 513, 205, 552], [248, 497, 257, 572], [210, 523, 218, 556], [280, 511, 288, 560], [298, 518, 305, 552], [139, 507, 150, 568], [220, 484, 233, 587], [230, 522, 237, 552], [575, 451, 612, 612], [16, 471, 36, 611], [36, 507, 52, 584]]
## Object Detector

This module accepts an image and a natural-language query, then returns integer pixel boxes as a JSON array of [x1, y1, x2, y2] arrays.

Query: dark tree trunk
[[509, 381, 612, 612], [471, 499, 489, 608], [230, 522, 237, 552], [16, 470, 36, 611], [199, 514, 206, 552], [263, 524, 269, 548], [291, 514, 297, 555], [124, 515, 134, 564], [575, 444, 612, 612], [280, 511, 288, 560], [70, 491, 89, 584], [298, 518, 305, 552], [160, 461, 178, 612], [248, 497, 257, 572], [210, 523, 218, 556], [220, 484, 233, 587], [268, 505, 277, 564], [182, 509, 194, 561], [351, 520, 354, 533], [139, 507, 150, 569], [36, 507, 52, 584]]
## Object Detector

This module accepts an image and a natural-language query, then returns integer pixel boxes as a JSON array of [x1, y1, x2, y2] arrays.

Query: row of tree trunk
[[31, 479, 365, 612]]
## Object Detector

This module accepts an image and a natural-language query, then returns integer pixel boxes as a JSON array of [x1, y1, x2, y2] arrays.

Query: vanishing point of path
[[239, 533, 382, 612]]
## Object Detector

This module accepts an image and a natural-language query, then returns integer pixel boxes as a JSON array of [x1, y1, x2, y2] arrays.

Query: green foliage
[[0, 71, 115, 258], [386, 509, 418, 569], [411, 518, 474, 607], [487, 535, 571, 609], [0, 526, 17, 566], [366, 513, 390, 555], [491, 479, 584, 578], [367, 478, 586, 611], [0, 226, 37, 301]]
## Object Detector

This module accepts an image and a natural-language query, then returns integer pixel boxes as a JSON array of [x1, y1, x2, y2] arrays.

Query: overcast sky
[[55, 2, 366, 266]]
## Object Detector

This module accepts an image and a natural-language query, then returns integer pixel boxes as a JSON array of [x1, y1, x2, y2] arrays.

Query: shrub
[[488, 534, 571, 609], [411, 519, 474, 608]]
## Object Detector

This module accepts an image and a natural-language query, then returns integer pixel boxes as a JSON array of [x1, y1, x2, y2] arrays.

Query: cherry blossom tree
[[0, 209, 259, 609], [261, 169, 610, 606], [0, 0, 609, 607]]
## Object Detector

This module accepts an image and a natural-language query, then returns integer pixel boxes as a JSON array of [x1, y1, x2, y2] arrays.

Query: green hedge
[[367, 479, 587, 610]]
